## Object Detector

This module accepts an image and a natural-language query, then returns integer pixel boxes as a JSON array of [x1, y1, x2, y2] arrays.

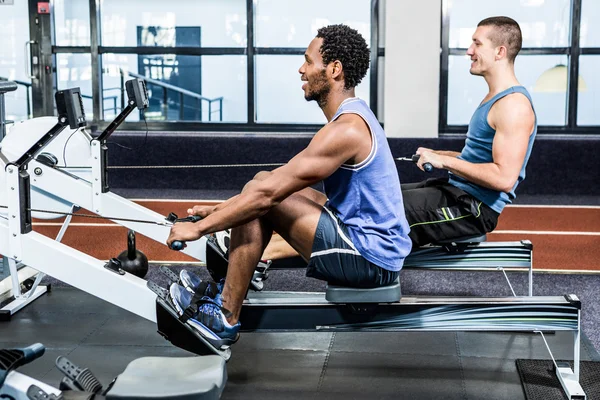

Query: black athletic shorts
[[306, 205, 399, 288]]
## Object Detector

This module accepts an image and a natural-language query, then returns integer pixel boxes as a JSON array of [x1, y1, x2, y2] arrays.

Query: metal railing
[[120, 69, 223, 122], [0, 78, 32, 118], [0, 77, 119, 118]]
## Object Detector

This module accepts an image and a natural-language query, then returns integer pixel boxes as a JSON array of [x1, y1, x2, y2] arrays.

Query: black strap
[[178, 297, 233, 323]]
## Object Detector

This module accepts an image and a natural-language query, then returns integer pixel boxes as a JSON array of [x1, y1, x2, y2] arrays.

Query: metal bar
[[179, 92, 184, 121], [581, 47, 600, 54], [163, 87, 168, 120], [442, 124, 600, 135], [246, 0, 256, 124], [529, 250, 533, 296], [124, 70, 220, 102], [575, 311, 581, 380], [438, 0, 450, 133], [89, 0, 103, 123], [96, 103, 136, 142], [369, 0, 379, 118], [26, 87, 31, 118], [500, 268, 517, 297], [219, 98, 223, 121], [239, 292, 580, 332], [449, 47, 571, 56], [254, 48, 306, 55], [0, 94, 6, 139], [208, 101, 212, 122], [99, 46, 246, 55], [120, 70, 125, 111], [95, 121, 329, 132], [51, 46, 92, 53], [567, 0, 582, 128]]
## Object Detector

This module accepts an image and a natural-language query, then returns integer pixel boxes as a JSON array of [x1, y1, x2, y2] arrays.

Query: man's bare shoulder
[[489, 92, 535, 131], [327, 113, 370, 140], [493, 92, 534, 119]]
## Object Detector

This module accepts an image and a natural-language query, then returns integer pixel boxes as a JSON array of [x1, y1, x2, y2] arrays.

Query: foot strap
[[178, 297, 233, 324]]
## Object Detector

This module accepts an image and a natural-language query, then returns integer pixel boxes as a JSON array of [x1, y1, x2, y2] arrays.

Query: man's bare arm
[[418, 94, 534, 192], [416, 147, 461, 158], [169, 115, 368, 242]]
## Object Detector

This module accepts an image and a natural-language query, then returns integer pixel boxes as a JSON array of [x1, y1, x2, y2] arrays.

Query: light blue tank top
[[324, 98, 412, 272], [448, 86, 537, 214]]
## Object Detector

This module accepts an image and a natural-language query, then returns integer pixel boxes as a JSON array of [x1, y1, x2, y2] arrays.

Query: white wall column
[[384, 0, 441, 138]]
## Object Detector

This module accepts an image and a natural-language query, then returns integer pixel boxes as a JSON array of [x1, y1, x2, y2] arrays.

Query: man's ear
[[496, 45, 507, 61], [331, 60, 343, 78]]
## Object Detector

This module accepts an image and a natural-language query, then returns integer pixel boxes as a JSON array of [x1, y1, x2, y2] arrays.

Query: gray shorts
[[306, 206, 399, 288]]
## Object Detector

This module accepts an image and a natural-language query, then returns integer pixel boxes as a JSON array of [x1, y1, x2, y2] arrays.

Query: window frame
[[438, 0, 600, 135], [49, 0, 383, 132]]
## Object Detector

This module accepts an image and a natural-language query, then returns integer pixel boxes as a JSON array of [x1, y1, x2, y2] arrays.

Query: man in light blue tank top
[[165, 24, 411, 348], [405, 16, 537, 246]]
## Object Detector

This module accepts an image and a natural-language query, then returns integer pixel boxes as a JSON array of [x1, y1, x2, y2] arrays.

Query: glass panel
[[0, 0, 32, 122], [56, 54, 94, 118], [580, 0, 600, 47], [255, 0, 370, 47], [447, 54, 567, 125], [255, 55, 370, 124], [577, 56, 600, 126], [53, 0, 91, 46], [100, 0, 246, 47], [102, 54, 247, 122], [448, 0, 571, 48]]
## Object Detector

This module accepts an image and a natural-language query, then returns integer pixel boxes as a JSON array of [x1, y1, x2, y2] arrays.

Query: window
[[577, 56, 599, 126], [255, 55, 370, 124], [53, 0, 91, 46], [102, 54, 247, 122], [56, 54, 93, 118], [100, 0, 246, 48], [580, 0, 599, 47], [46, 0, 379, 130], [441, 0, 596, 133], [0, 0, 32, 122], [255, 0, 371, 47]]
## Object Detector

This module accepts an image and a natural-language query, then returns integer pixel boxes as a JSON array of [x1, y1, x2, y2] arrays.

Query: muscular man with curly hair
[[166, 24, 412, 348]]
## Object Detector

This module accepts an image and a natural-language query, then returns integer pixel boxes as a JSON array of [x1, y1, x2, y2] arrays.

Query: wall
[[383, 0, 441, 138]]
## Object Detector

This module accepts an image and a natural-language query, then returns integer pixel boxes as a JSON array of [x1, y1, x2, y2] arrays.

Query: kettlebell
[[117, 230, 149, 278]]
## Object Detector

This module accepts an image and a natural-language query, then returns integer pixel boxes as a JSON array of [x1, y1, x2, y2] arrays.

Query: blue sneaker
[[169, 283, 240, 349], [179, 270, 224, 298]]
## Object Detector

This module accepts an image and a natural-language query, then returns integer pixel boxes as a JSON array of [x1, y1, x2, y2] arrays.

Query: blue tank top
[[324, 98, 412, 272], [448, 86, 537, 214]]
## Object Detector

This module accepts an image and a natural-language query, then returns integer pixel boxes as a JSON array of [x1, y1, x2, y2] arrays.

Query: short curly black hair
[[316, 24, 370, 90]]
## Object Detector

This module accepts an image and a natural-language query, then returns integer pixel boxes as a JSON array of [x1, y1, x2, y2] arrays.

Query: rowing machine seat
[[433, 234, 487, 245], [325, 278, 401, 303]]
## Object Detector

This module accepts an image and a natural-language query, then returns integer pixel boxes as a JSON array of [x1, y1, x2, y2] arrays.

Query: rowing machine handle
[[411, 154, 433, 172], [16, 343, 46, 365], [170, 241, 185, 251]]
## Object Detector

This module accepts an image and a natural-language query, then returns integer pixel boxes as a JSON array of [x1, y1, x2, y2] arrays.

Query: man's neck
[[322, 89, 356, 122], [483, 65, 520, 96]]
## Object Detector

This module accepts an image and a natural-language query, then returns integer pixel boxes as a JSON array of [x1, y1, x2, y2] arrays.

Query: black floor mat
[[516, 359, 600, 399]]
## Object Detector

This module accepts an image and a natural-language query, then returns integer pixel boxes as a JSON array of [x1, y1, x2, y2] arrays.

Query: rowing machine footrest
[[326, 278, 401, 303], [56, 356, 103, 394], [148, 281, 231, 360], [0, 343, 45, 387]]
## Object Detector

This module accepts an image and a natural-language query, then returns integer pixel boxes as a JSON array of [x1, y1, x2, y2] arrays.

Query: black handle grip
[[411, 154, 433, 173], [20, 343, 45, 364], [170, 241, 185, 251]]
